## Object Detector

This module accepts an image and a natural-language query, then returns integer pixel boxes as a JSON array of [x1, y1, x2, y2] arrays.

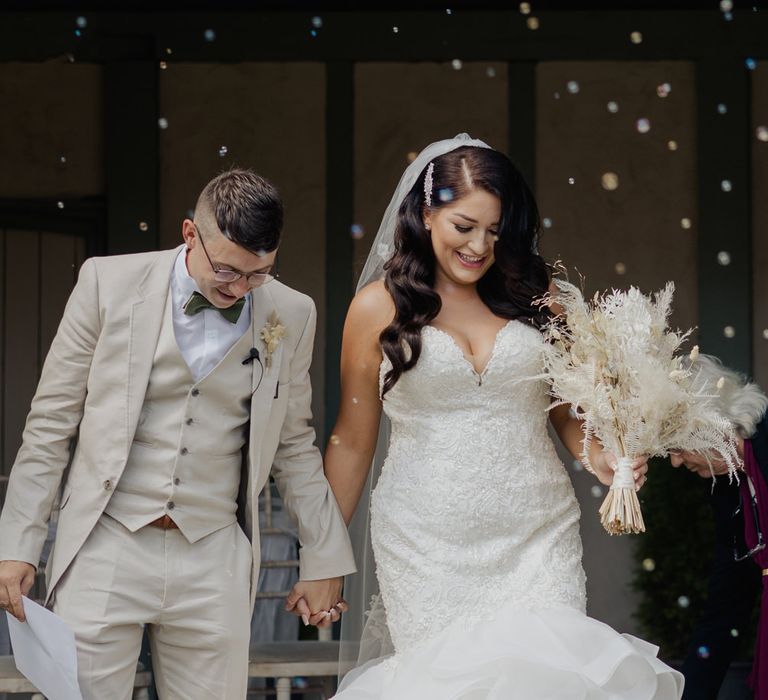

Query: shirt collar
[[172, 247, 251, 309]]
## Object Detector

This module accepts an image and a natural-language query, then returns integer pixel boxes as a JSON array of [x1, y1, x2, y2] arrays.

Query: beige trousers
[[52, 514, 252, 700]]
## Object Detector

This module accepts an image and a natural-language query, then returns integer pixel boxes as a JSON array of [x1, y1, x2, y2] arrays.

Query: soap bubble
[[350, 224, 365, 239], [642, 558, 656, 572], [218, 145, 228, 157], [717, 251, 731, 266], [636, 118, 651, 134], [601, 172, 620, 190], [607, 101, 619, 113], [677, 595, 690, 608], [204, 28, 216, 42]]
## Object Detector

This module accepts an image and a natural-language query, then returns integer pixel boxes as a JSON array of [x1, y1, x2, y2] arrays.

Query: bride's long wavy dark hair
[[380, 145, 551, 396]]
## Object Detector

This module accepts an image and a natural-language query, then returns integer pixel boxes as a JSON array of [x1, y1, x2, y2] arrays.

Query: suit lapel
[[247, 284, 285, 484], [125, 247, 181, 459]]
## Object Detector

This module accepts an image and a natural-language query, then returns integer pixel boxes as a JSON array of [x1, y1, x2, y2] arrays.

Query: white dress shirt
[[170, 249, 252, 381]]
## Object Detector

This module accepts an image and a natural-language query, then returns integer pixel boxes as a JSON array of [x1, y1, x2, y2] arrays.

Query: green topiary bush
[[631, 457, 755, 661]]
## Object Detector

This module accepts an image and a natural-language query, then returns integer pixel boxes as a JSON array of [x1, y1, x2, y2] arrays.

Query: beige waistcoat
[[105, 294, 254, 542]]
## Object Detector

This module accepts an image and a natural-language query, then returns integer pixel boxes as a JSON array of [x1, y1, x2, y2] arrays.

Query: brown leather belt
[[147, 514, 179, 530]]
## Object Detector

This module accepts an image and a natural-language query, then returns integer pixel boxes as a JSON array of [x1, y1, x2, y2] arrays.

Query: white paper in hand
[[6, 596, 83, 700]]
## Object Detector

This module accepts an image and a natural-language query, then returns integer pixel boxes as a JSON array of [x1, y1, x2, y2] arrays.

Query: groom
[[0, 168, 355, 698]]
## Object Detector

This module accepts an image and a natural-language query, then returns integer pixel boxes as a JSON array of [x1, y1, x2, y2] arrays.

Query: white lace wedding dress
[[335, 319, 684, 699]]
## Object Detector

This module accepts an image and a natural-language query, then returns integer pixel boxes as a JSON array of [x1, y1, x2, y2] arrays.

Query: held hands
[[284, 577, 348, 629], [590, 451, 649, 491], [0, 560, 37, 622]]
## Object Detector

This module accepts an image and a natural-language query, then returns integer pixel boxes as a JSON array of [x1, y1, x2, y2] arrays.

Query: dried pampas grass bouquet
[[540, 278, 741, 535]]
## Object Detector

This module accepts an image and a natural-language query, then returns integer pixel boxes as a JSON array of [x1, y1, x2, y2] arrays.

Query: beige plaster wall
[[0, 60, 103, 197], [536, 61, 698, 636], [353, 61, 509, 283], [159, 62, 327, 436]]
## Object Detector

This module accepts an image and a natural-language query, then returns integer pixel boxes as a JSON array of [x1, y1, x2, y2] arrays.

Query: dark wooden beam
[[104, 60, 159, 253], [324, 62, 354, 439], [0, 11, 765, 63], [696, 58, 752, 373]]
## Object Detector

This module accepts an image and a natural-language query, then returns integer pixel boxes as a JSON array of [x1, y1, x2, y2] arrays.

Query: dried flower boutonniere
[[260, 311, 286, 369]]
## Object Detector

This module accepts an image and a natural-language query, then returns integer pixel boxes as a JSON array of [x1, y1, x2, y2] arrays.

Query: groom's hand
[[285, 577, 348, 628], [0, 560, 36, 622]]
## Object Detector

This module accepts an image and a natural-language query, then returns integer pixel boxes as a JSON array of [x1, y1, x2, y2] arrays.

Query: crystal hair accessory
[[424, 162, 435, 207]]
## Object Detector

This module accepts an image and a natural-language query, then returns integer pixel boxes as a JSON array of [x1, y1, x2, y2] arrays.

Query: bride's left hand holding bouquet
[[540, 278, 742, 535]]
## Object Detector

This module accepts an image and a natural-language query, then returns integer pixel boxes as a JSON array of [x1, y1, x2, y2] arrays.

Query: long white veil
[[338, 134, 492, 682]]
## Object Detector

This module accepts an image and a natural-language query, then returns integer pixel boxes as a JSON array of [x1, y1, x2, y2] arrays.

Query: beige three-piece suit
[[0, 245, 356, 698]]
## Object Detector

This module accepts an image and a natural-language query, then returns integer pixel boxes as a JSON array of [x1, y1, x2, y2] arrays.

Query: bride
[[323, 134, 684, 698]]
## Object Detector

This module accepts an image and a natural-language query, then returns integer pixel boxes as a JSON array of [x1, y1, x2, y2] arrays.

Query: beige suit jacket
[[0, 246, 355, 612]]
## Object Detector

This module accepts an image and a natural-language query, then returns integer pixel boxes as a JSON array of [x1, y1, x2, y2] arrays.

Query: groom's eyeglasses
[[194, 223, 277, 288], [732, 475, 766, 562]]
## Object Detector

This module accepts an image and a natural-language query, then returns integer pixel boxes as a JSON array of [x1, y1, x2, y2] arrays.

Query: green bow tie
[[183, 291, 246, 324]]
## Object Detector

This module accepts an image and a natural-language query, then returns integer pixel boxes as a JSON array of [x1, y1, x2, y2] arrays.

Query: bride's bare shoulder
[[347, 280, 396, 335]]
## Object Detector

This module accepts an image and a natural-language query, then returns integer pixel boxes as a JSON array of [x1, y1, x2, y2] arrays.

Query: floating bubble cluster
[[527, 17, 540, 30], [542, 218, 553, 229], [451, 59, 463, 70], [721, 179, 732, 192], [438, 188, 454, 203], [139, 222, 148, 232], [590, 485, 603, 498], [697, 646, 710, 659], [636, 118, 651, 134], [630, 31, 643, 44], [642, 558, 656, 572], [677, 595, 690, 608], [668, 140, 679, 151], [607, 101, 619, 113], [218, 145, 228, 157], [656, 83, 671, 98], [717, 251, 731, 266], [204, 29, 216, 42], [724, 326, 736, 338], [681, 218, 692, 229], [158, 117, 169, 129], [567, 80, 580, 94]]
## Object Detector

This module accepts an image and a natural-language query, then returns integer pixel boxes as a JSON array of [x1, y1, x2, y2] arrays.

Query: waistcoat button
[[174, 477, 181, 485], [167, 501, 175, 510], [180, 447, 188, 455], [186, 418, 193, 425], [103, 480, 112, 491], [191, 388, 200, 397]]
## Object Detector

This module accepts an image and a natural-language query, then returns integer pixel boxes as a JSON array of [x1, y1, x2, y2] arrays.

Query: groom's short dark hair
[[197, 168, 283, 254]]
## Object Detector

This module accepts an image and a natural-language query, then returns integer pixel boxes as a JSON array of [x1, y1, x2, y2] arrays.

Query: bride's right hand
[[591, 451, 648, 491]]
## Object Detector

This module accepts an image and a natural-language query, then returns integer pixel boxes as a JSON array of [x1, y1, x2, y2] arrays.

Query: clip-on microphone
[[242, 348, 261, 365]]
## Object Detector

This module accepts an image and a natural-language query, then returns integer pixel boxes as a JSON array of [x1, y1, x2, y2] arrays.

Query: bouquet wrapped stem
[[599, 455, 645, 535]]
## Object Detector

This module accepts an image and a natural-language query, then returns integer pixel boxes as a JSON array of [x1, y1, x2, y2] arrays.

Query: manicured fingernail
[[301, 614, 309, 626]]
